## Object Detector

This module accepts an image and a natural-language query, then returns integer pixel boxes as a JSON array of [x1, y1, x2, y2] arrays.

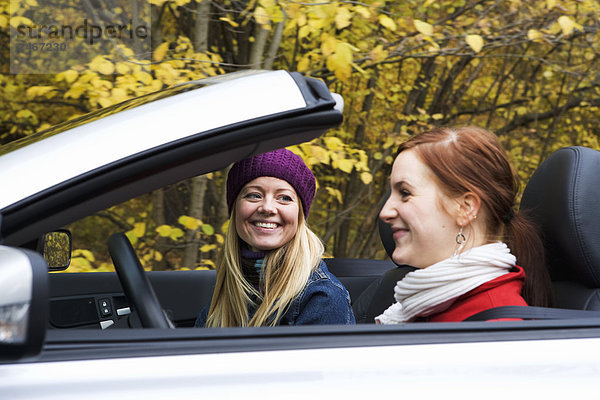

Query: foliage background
[[2, 0, 600, 271]]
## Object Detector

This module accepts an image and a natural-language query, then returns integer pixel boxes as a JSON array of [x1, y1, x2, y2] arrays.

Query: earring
[[454, 226, 466, 257]]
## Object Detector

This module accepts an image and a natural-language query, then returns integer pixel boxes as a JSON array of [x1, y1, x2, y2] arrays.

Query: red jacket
[[424, 266, 527, 322]]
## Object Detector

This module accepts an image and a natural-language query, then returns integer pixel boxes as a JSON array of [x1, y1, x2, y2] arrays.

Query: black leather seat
[[351, 196, 415, 323], [520, 146, 600, 311]]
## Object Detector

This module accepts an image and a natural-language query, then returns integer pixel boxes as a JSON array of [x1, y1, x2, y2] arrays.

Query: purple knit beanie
[[227, 149, 316, 218]]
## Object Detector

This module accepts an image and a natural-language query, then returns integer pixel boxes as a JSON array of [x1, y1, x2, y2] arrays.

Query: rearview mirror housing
[[0, 246, 48, 361]]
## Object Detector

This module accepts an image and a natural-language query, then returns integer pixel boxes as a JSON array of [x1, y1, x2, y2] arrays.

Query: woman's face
[[235, 176, 300, 252], [379, 149, 458, 268]]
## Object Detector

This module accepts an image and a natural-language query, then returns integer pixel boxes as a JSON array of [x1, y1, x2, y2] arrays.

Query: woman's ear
[[455, 192, 481, 226]]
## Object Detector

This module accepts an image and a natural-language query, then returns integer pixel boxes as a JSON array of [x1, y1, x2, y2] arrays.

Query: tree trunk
[[263, 16, 286, 70], [183, 176, 208, 268], [249, 24, 269, 68], [193, 0, 211, 52], [152, 189, 169, 270]]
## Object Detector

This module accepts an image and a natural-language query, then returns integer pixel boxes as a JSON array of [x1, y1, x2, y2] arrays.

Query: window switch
[[98, 298, 112, 317]]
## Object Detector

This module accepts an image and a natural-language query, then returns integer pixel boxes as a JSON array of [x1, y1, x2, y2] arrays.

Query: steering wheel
[[107, 233, 172, 328]]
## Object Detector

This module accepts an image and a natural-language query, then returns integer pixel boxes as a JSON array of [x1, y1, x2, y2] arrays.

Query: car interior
[[46, 145, 600, 330], [520, 146, 600, 311]]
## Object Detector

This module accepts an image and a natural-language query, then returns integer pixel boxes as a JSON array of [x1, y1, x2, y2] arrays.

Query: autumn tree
[[2, 0, 600, 269]]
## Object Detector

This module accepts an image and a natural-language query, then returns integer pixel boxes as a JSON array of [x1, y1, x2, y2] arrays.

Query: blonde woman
[[195, 149, 355, 327]]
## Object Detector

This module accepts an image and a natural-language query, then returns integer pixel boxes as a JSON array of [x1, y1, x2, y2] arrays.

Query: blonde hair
[[205, 203, 324, 327]]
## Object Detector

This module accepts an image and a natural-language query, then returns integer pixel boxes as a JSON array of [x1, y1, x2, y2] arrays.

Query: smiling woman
[[376, 126, 554, 324], [196, 148, 355, 328]]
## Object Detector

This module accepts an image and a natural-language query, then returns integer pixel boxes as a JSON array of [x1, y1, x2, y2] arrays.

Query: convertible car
[[1, 70, 600, 398]]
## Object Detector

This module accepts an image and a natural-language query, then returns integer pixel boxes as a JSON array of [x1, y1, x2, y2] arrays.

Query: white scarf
[[375, 242, 516, 324]]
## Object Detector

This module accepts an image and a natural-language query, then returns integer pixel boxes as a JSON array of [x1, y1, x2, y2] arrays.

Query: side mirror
[[39, 229, 72, 271], [0, 246, 48, 361]]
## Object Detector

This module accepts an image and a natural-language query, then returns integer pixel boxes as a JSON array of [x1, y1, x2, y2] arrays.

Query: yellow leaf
[[370, 45, 388, 63], [219, 16, 239, 27], [200, 244, 217, 252], [125, 231, 138, 245], [73, 249, 96, 261], [379, 15, 397, 31], [383, 136, 395, 149], [9, 16, 33, 28], [134, 71, 153, 85], [221, 220, 230, 233], [321, 34, 337, 57], [254, 6, 270, 26], [325, 187, 343, 204], [63, 70, 79, 83], [154, 251, 163, 261], [414, 19, 433, 36], [335, 7, 352, 30], [354, 6, 371, 19], [132, 222, 146, 238], [0, 15, 8, 29], [337, 158, 354, 173], [25, 86, 56, 98], [178, 215, 201, 230], [153, 42, 169, 62], [527, 29, 544, 41], [111, 88, 128, 103], [298, 25, 312, 40], [546, 0, 557, 8], [423, 35, 440, 52], [16, 109, 36, 119], [558, 16, 581, 36], [297, 55, 310, 72], [326, 42, 353, 81], [37, 123, 51, 132], [201, 224, 215, 235], [64, 85, 86, 100], [465, 34, 484, 53], [90, 57, 115, 75], [97, 97, 113, 108], [323, 136, 344, 151], [115, 63, 130, 75], [156, 225, 172, 237], [432, 113, 443, 120], [360, 172, 373, 184], [169, 228, 184, 240], [311, 145, 330, 164], [215, 234, 224, 244], [71, 257, 91, 268]]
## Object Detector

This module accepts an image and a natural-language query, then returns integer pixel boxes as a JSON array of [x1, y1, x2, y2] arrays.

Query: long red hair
[[396, 126, 553, 307]]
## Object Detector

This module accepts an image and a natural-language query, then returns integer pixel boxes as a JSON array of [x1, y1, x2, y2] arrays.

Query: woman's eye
[[279, 195, 293, 202], [244, 193, 261, 200], [400, 189, 411, 199]]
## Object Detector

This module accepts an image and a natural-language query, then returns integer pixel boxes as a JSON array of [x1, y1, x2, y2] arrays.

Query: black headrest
[[520, 146, 600, 287], [378, 191, 397, 262]]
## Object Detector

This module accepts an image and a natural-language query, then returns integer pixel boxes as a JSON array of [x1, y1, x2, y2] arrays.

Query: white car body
[[4, 338, 600, 398]]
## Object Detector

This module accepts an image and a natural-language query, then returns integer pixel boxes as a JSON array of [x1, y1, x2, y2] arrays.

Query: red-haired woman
[[376, 126, 553, 323]]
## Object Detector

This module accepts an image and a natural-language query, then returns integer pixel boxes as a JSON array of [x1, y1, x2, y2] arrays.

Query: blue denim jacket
[[195, 260, 355, 326]]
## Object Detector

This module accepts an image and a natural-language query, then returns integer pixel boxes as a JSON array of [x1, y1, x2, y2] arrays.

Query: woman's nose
[[259, 197, 277, 214], [379, 198, 396, 222]]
